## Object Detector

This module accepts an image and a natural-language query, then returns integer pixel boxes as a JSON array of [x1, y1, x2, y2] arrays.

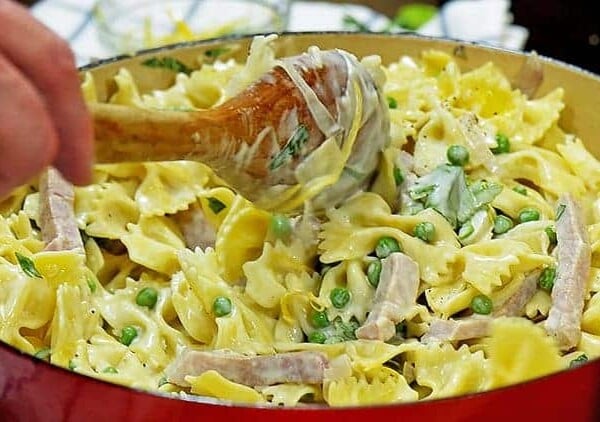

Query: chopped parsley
[[15, 252, 42, 278], [269, 125, 310, 171], [141, 57, 193, 75], [207, 197, 226, 214]]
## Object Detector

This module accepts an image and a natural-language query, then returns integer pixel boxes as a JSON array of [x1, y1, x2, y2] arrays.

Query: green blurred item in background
[[393, 3, 437, 30]]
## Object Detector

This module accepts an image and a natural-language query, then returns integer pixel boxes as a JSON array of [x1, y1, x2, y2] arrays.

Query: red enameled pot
[[1, 33, 600, 422]]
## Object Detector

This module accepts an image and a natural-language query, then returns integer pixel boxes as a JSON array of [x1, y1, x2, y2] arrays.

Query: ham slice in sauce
[[422, 270, 541, 343], [545, 194, 591, 350], [176, 205, 216, 250], [166, 350, 329, 387], [39, 167, 83, 253], [356, 252, 420, 341]]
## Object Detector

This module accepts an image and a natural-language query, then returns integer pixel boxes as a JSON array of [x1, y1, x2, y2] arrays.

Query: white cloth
[[32, 0, 528, 66]]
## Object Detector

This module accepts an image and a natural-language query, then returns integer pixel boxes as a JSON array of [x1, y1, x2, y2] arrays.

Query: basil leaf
[[207, 197, 226, 214], [15, 252, 42, 278], [269, 125, 310, 171], [141, 57, 193, 75], [408, 164, 501, 228]]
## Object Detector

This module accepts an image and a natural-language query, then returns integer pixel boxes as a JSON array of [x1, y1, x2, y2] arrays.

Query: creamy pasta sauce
[[1, 36, 599, 407]]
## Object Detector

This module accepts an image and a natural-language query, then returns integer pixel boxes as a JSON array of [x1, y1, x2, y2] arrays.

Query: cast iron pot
[[1, 32, 600, 422]]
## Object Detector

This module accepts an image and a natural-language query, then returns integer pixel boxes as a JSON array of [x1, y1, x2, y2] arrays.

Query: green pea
[[512, 186, 527, 195], [538, 267, 557, 291], [366, 259, 382, 288], [102, 366, 118, 374], [545, 226, 557, 246], [493, 215, 514, 235], [135, 287, 158, 309], [518, 207, 540, 223], [158, 377, 169, 387], [471, 294, 493, 315], [68, 360, 77, 371], [375, 236, 402, 258], [446, 145, 470, 166], [491, 133, 511, 154], [330, 287, 351, 309], [34, 348, 51, 360], [213, 296, 233, 317], [120, 326, 138, 346], [414, 221, 435, 243], [569, 354, 588, 368], [387, 96, 398, 109], [393, 166, 404, 186], [310, 310, 330, 329], [308, 331, 327, 344], [269, 214, 292, 240]]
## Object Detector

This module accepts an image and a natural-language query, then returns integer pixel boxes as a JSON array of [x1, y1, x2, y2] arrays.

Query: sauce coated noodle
[[1, 36, 599, 407]]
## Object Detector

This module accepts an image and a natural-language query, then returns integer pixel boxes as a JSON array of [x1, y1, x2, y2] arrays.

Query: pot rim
[[3, 30, 598, 412]]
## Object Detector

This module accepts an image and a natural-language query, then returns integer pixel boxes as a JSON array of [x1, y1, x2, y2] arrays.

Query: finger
[[0, 0, 93, 185], [0, 53, 58, 196]]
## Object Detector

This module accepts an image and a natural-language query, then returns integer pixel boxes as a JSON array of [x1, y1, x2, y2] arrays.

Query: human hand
[[0, 0, 92, 197]]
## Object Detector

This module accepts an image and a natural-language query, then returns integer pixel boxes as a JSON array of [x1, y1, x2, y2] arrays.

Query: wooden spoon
[[91, 49, 388, 205]]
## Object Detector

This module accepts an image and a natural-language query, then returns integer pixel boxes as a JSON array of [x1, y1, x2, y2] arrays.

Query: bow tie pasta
[[1, 41, 599, 408]]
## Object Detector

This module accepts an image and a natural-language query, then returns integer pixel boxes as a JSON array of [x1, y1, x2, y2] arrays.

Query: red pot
[[2, 33, 600, 422]]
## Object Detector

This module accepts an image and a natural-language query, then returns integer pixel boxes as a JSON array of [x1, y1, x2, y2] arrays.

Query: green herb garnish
[[393, 166, 404, 186], [387, 96, 398, 109], [15, 252, 42, 278], [204, 47, 230, 59], [556, 203, 566, 221], [491, 133, 511, 154], [513, 186, 527, 195], [207, 197, 226, 214], [269, 125, 310, 171], [87, 275, 98, 293], [141, 57, 193, 75]]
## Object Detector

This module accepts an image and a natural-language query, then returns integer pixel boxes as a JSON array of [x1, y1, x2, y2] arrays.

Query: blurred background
[[17, 0, 600, 74]]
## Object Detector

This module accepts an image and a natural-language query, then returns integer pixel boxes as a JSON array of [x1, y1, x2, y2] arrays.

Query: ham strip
[[356, 252, 420, 341], [166, 350, 329, 387], [422, 270, 541, 343], [493, 269, 541, 317], [545, 194, 591, 350], [39, 167, 83, 253], [421, 317, 491, 344], [176, 205, 216, 250]]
